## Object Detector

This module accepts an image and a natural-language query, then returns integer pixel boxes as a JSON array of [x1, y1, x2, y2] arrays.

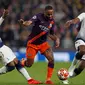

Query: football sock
[[46, 63, 54, 81], [18, 67, 31, 80], [16, 60, 31, 80], [68, 57, 78, 74]]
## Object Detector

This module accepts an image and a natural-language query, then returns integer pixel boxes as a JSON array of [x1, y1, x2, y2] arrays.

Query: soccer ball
[[57, 68, 69, 80]]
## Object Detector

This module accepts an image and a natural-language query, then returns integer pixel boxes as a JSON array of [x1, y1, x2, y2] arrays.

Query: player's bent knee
[[25, 61, 33, 67]]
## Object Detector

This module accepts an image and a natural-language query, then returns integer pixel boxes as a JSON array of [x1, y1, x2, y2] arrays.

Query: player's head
[[44, 5, 54, 20]]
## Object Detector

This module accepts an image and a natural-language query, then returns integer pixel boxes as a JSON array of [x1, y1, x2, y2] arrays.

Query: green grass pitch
[[0, 62, 85, 85]]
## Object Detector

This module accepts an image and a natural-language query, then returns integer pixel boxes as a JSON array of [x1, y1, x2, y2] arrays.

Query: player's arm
[[48, 25, 60, 48], [48, 34, 60, 48], [19, 15, 38, 27], [0, 9, 8, 25], [65, 13, 85, 29], [64, 18, 80, 29], [18, 19, 32, 26]]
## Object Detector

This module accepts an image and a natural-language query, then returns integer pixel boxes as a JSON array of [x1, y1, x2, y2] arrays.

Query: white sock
[[68, 56, 80, 78], [0, 66, 7, 74], [68, 57, 78, 73], [18, 67, 31, 80]]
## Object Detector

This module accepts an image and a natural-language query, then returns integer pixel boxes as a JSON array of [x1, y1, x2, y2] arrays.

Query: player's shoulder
[[32, 13, 43, 19], [79, 12, 85, 16], [78, 12, 85, 20], [80, 12, 85, 14], [35, 13, 43, 17]]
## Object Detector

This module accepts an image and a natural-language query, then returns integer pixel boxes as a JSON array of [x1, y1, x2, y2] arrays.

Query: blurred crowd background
[[0, 0, 85, 52]]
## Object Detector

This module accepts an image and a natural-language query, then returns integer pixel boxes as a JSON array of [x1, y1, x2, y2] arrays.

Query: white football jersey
[[0, 45, 16, 65], [76, 13, 85, 40]]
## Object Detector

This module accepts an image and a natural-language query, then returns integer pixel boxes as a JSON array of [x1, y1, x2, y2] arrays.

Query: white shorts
[[0, 45, 16, 65], [75, 39, 85, 60]]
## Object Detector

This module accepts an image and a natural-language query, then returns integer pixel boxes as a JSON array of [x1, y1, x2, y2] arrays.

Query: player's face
[[44, 10, 54, 20]]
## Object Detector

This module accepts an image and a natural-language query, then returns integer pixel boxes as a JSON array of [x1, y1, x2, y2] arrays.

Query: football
[[57, 68, 69, 80]]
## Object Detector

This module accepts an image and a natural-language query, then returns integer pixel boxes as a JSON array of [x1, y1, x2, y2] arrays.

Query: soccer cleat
[[28, 79, 42, 84], [45, 80, 54, 84], [62, 80, 69, 84], [69, 71, 74, 77]]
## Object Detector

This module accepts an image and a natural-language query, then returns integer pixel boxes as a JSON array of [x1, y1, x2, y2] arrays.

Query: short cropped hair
[[45, 5, 53, 11]]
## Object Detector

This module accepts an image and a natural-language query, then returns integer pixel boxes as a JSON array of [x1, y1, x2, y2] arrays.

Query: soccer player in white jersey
[[61, 13, 85, 84], [0, 9, 42, 84]]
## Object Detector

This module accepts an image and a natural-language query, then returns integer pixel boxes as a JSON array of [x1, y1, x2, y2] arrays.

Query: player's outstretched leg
[[69, 59, 84, 78], [68, 56, 79, 76], [20, 59, 42, 84], [62, 59, 84, 84], [68, 51, 83, 77], [61, 56, 78, 84], [43, 48, 54, 84]]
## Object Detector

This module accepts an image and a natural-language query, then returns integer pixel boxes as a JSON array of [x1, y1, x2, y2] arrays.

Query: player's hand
[[18, 19, 24, 25], [55, 37, 60, 48], [64, 20, 72, 29], [2, 9, 9, 18]]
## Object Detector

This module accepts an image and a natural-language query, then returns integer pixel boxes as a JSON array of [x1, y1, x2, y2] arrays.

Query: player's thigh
[[7, 61, 15, 66], [40, 42, 54, 62], [40, 42, 50, 53], [26, 46, 37, 65], [0, 45, 16, 65]]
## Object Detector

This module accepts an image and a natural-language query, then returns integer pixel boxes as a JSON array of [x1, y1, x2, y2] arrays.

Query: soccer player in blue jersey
[[0, 9, 41, 84], [19, 5, 60, 84]]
